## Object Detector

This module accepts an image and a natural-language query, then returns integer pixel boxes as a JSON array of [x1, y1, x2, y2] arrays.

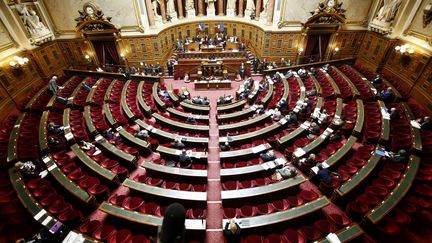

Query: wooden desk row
[[400, 102, 422, 152], [99, 202, 206, 230], [308, 73, 323, 96], [332, 66, 361, 99], [219, 143, 272, 161], [25, 86, 49, 111], [344, 65, 376, 94], [219, 112, 271, 133], [121, 80, 136, 120], [353, 99, 365, 136], [167, 107, 209, 124], [46, 76, 79, 109], [156, 145, 208, 162], [222, 196, 330, 229], [124, 178, 207, 201], [217, 107, 255, 122], [278, 73, 290, 101], [152, 83, 166, 110], [180, 100, 210, 114], [323, 136, 357, 168], [67, 77, 91, 107], [142, 161, 207, 178], [137, 81, 153, 115], [118, 129, 151, 154], [152, 113, 209, 134], [85, 77, 106, 105], [136, 119, 209, 144], [321, 69, 342, 98], [104, 80, 117, 103], [377, 100, 390, 144], [317, 223, 364, 243], [7, 113, 25, 164], [247, 81, 260, 102], [84, 106, 98, 135], [167, 84, 179, 103], [261, 80, 274, 105], [95, 135, 137, 165], [217, 99, 247, 113], [366, 155, 420, 224], [39, 111, 49, 153], [222, 175, 305, 200]]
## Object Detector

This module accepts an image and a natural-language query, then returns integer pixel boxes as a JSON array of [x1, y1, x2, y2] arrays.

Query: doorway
[[91, 39, 121, 67], [303, 33, 331, 64]]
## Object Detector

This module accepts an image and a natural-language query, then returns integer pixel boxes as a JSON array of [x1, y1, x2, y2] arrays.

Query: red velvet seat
[[133, 235, 150, 243], [222, 181, 238, 190], [256, 203, 272, 215], [373, 177, 396, 188], [123, 197, 144, 211], [140, 202, 159, 215], [223, 207, 238, 219], [78, 176, 100, 189], [272, 199, 289, 211], [68, 170, 88, 181], [179, 183, 192, 191], [415, 184, 432, 197], [264, 234, 286, 243], [92, 225, 117, 241], [108, 229, 132, 243], [192, 184, 206, 192], [366, 185, 389, 198], [287, 196, 304, 207], [239, 205, 256, 218], [391, 209, 411, 225], [314, 219, 337, 234], [299, 226, 322, 241], [189, 208, 206, 219], [283, 229, 306, 243], [88, 184, 109, 199], [243, 235, 263, 243], [346, 201, 369, 219], [112, 166, 129, 178], [101, 160, 119, 169], [327, 213, 351, 227], [377, 219, 400, 235], [356, 194, 380, 206], [79, 220, 102, 234], [299, 190, 319, 202], [162, 181, 179, 190], [58, 209, 82, 224]]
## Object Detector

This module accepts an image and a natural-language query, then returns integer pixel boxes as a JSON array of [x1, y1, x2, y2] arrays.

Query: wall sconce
[[334, 47, 340, 54], [120, 53, 126, 60], [139, 62, 144, 66], [84, 54, 92, 63], [298, 47, 304, 54], [423, 3, 432, 28], [9, 56, 29, 68], [395, 44, 415, 55]]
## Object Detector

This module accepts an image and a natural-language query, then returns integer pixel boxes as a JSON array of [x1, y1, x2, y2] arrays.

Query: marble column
[[218, 0, 224, 15], [238, 0, 244, 17], [145, 0, 155, 27], [255, 0, 261, 20], [198, 0, 204, 16], [177, 0, 184, 18], [160, 0, 167, 22], [265, 0, 274, 25]]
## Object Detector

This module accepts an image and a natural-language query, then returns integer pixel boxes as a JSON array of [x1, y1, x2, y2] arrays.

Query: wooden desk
[[142, 161, 207, 178], [104, 80, 117, 103], [121, 80, 135, 120], [323, 136, 357, 167], [85, 78, 104, 105], [184, 42, 200, 51], [156, 145, 208, 162], [167, 108, 209, 124], [321, 69, 341, 98], [317, 223, 364, 243], [247, 81, 260, 102], [219, 112, 271, 133], [103, 104, 117, 127], [278, 74, 290, 100], [378, 100, 390, 144], [262, 81, 274, 105], [71, 144, 120, 182], [7, 113, 25, 164], [39, 111, 49, 153], [217, 107, 255, 122], [152, 113, 209, 134], [9, 168, 60, 229], [220, 158, 286, 178], [99, 202, 206, 230], [137, 81, 153, 116], [221, 197, 330, 229], [345, 65, 376, 93], [308, 73, 323, 96], [167, 84, 179, 103], [217, 99, 247, 113], [136, 119, 209, 144], [96, 135, 137, 165], [124, 179, 207, 201], [152, 83, 166, 110], [25, 86, 49, 111], [294, 73, 306, 102], [194, 80, 231, 90], [180, 100, 210, 114], [41, 155, 94, 203], [366, 155, 420, 224], [335, 148, 382, 197], [63, 108, 73, 141], [401, 102, 422, 152], [46, 76, 78, 109], [221, 175, 305, 200], [67, 77, 89, 107], [332, 66, 361, 98], [84, 106, 98, 135], [220, 143, 272, 161], [353, 99, 365, 136], [118, 129, 151, 154]]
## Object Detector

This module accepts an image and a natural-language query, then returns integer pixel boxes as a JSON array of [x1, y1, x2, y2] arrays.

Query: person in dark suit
[[179, 149, 192, 168], [390, 107, 399, 120], [239, 63, 245, 79], [167, 61, 174, 76], [252, 58, 259, 73], [220, 141, 231, 151], [420, 116, 432, 130], [223, 219, 241, 243], [260, 150, 276, 162], [316, 163, 333, 185]]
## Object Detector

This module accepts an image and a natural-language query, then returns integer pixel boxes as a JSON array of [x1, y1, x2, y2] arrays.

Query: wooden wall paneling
[[332, 31, 366, 60], [356, 32, 392, 72]]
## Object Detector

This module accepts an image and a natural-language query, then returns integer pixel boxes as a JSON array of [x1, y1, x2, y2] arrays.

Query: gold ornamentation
[[423, 3, 432, 28], [75, 2, 112, 26]]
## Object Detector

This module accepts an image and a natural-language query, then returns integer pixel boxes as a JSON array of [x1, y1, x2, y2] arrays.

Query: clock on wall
[[83, 2, 98, 17]]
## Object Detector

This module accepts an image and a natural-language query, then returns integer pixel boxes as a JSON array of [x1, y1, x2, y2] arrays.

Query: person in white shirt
[[271, 108, 282, 121]]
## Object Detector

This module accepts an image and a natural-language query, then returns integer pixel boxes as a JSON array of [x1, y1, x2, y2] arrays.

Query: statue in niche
[[186, 0, 195, 10], [246, 0, 255, 11], [227, 0, 236, 11], [15, 1, 50, 38], [206, 0, 216, 15], [375, 0, 402, 23], [166, 0, 177, 19], [261, 0, 269, 16], [152, 0, 162, 21]]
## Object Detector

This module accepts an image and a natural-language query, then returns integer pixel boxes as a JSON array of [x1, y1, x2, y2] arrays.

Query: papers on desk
[[146, 125, 154, 132], [300, 122, 311, 130], [323, 128, 334, 137], [195, 152, 202, 159], [250, 105, 257, 111], [62, 231, 85, 243], [251, 144, 266, 153], [279, 118, 288, 125], [312, 108, 320, 118], [294, 148, 306, 158], [375, 149, 390, 157], [311, 162, 329, 174], [411, 120, 421, 129], [326, 233, 341, 243], [380, 107, 390, 120], [42, 156, 50, 164], [95, 135, 104, 142], [116, 126, 123, 132], [65, 132, 74, 141], [300, 86, 306, 92], [371, 88, 378, 95], [34, 209, 47, 221]]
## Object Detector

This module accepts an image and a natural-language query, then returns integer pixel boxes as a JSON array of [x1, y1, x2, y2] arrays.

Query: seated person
[[255, 104, 265, 115], [332, 117, 345, 127], [322, 64, 330, 72], [272, 165, 297, 181], [308, 122, 320, 139], [285, 70, 293, 79], [171, 138, 185, 149], [309, 67, 317, 76], [277, 98, 288, 113], [82, 83, 92, 91], [389, 149, 408, 163], [202, 97, 209, 105], [48, 136, 64, 147], [179, 149, 193, 168], [317, 109, 329, 124], [380, 87, 394, 102], [316, 163, 338, 185], [159, 90, 170, 101], [329, 130, 343, 142], [186, 114, 197, 123], [299, 98, 312, 113], [271, 108, 282, 121], [15, 161, 38, 178], [260, 150, 276, 162], [179, 92, 189, 100], [47, 122, 64, 135], [298, 153, 317, 168], [223, 219, 241, 243], [390, 107, 399, 120], [81, 140, 101, 156], [306, 88, 317, 97], [192, 96, 203, 105], [371, 74, 382, 89], [135, 128, 150, 139], [220, 141, 231, 151], [420, 116, 432, 130], [286, 111, 298, 125]]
